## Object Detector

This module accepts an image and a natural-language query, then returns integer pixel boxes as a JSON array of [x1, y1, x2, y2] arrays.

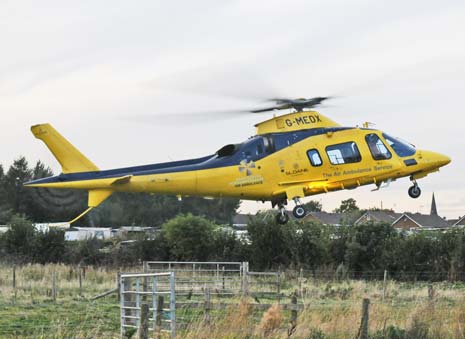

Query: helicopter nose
[[436, 153, 451, 167], [419, 151, 451, 169]]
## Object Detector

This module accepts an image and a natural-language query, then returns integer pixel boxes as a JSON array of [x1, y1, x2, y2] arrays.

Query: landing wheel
[[276, 211, 289, 225], [408, 185, 421, 198], [292, 205, 306, 219]]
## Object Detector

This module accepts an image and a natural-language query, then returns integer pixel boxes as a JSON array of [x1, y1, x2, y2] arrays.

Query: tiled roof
[[304, 212, 343, 225], [403, 213, 450, 229], [355, 211, 402, 225]]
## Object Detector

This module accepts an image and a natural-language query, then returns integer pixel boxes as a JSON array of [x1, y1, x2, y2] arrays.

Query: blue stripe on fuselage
[[26, 127, 353, 186]]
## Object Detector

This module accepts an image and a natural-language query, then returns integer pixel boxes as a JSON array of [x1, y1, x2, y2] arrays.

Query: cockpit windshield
[[382, 133, 416, 157]]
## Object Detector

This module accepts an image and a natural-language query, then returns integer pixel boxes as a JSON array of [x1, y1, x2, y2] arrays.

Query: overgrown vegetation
[[2, 213, 465, 281]]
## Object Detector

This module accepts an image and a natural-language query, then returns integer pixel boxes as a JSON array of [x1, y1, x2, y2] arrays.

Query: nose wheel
[[408, 181, 421, 199], [292, 198, 307, 219]]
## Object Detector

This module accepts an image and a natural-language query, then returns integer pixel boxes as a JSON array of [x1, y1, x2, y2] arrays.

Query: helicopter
[[25, 97, 451, 224]]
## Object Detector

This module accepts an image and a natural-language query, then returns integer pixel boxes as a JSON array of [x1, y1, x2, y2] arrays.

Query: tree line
[[0, 156, 240, 226], [2, 213, 465, 281]]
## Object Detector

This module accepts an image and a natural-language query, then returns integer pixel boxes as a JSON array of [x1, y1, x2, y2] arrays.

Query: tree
[[287, 221, 329, 272], [3, 215, 36, 262], [33, 229, 66, 264], [303, 200, 322, 212], [247, 212, 292, 269], [162, 214, 217, 261], [344, 222, 398, 274], [0, 165, 12, 223], [334, 198, 359, 213], [4, 157, 33, 215]]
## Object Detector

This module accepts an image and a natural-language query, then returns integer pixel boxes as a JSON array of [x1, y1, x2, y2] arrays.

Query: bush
[[162, 214, 218, 261]]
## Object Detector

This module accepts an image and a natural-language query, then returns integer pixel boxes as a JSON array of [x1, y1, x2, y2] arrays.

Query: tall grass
[[2, 264, 465, 338]]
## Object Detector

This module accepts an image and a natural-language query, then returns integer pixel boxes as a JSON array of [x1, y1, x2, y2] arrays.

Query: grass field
[[1, 264, 465, 338]]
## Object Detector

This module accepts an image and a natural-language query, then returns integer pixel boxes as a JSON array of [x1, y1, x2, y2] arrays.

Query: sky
[[1, 0, 464, 218]]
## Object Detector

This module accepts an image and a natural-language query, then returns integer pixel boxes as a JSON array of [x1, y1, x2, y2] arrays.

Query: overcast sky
[[1, 0, 464, 218]]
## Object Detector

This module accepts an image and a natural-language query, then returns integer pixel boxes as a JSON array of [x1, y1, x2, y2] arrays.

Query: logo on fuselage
[[238, 159, 256, 176]]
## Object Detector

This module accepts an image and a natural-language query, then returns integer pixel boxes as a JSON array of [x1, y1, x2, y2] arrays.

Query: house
[[34, 222, 70, 232], [392, 213, 450, 231], [232, 214, 251, 229], [450, 216, 465, 227], [115, 226, 159, 238], [355, 210, 402, 225], [65, 227, 113, 241], [303, 212, 344, 226]]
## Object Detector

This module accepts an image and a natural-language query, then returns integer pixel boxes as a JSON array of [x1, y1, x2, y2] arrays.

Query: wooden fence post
[[428, 284, 434, 301], [287, 290, 298, 338], [222, 266, 225, 292], [382, 270, 388, 301], [156, 295, 164, 339], [12, 265, 16, 289], [117, 272, 121, 301], [360, 298, 370, 339], [79, 267, 83, 298], [12, 265, 17, 303], [139, 303, 149, 339], [204, 288, 211, 325], [52, 271, 57, 302]]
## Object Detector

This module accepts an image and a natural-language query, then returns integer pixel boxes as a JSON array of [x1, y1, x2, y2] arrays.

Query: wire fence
[[3, 263, 465, 338]]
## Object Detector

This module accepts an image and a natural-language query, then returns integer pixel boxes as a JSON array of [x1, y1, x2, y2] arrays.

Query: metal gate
[[120, 272, 176, 338]]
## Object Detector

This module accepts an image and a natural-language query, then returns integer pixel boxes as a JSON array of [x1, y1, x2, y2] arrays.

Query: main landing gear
[[273, 198, 307, 225], [276, 203, 289, 225], [408, 179, 421, 199]]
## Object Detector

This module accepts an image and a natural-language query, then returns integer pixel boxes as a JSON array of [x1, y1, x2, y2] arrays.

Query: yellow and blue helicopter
[[25, 97, 451, 224]]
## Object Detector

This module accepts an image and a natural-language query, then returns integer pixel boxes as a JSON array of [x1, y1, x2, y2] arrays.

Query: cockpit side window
[[365, 133, 392, 160], [239, 137, 266, 161], [382, 133, 416, 157]]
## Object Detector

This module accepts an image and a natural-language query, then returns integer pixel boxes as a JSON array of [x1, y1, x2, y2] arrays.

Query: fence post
[[116, 272, 121, 301], [360, 298, 370, 339], [242, 262, 249, 296], [204, 287, 211, 325], [156, 295, 164, 339], [79, 267, 83, 298], [170, 272, 176, 339], [428, 284, 434, 301], [143, 263, 148, 302], [277, 272, 281, 303], [139, 303, 149, 339], [222, 266, 225, 292], [12, 265, 16, 289], [52, 271, 57, 302], [12, 264, 17, 303], [382, 270, 388, 301], [287, 290, 298, 337]]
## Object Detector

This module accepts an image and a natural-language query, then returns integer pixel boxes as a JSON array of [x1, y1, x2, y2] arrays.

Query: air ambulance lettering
[[285, 114, 322, 127]]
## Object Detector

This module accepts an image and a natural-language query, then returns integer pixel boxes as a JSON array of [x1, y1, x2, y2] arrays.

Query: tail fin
[[31, 124, 99, 174]]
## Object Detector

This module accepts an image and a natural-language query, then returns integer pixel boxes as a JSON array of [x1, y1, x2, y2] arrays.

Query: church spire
[[430, 193, 438, 216]]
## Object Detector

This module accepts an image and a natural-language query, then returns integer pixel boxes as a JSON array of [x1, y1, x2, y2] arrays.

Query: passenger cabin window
[[326, 142, 361, 165], [382, 133, 416, 157], [307, 149, 322, 166], [365, 133, 392, 160]]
